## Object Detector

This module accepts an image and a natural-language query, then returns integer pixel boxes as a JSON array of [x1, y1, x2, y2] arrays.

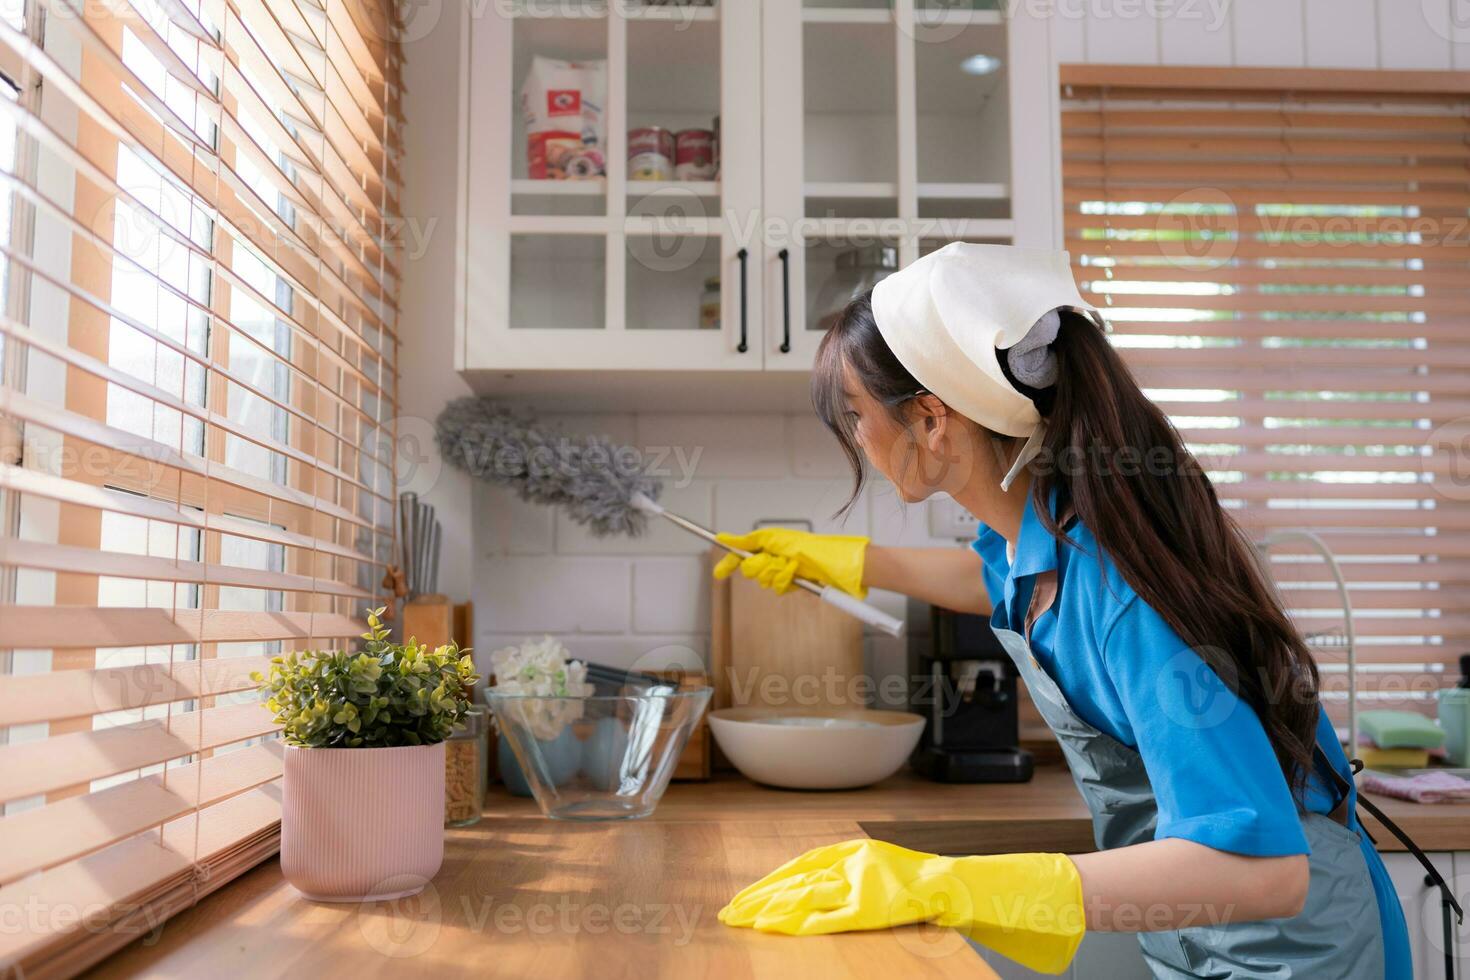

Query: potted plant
[[253, 608, 478, 902]]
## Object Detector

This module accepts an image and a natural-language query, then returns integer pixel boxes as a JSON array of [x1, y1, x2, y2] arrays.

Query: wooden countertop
[[89, 801, 997, 978], [479, 768, 1470, 855], [88, 767, 1470, 978]]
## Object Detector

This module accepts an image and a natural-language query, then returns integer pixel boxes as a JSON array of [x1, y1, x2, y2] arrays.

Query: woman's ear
[[914, 395, 949, 450]]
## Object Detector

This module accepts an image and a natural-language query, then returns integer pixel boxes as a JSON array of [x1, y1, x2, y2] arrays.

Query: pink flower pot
[[280, 742, 446, 902]]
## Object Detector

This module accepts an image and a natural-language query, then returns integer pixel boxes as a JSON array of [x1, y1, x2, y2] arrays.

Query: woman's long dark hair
[[814, 292, 1322, 799]]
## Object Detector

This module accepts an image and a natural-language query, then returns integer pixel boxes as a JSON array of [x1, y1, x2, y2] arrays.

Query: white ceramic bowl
[[708, 706, 926, 790]]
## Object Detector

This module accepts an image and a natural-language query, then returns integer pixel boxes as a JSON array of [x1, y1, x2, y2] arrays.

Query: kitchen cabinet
[[456, 1, 1058, 391], [1382, 851, 1470, 979]]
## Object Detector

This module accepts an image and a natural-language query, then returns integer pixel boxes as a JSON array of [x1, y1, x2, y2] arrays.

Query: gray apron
[[993, 563, 1385, 979]]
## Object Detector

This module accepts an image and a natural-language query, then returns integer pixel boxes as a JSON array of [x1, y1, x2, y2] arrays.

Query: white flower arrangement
[[488, 636, 594, 740]]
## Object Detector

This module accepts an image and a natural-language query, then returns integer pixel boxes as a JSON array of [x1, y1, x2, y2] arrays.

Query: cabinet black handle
[[778, 247, 791, 353], [736, 247, 749, 353]]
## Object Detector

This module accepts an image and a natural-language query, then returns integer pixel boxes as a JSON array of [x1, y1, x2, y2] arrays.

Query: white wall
[[1051, 0, 1470, 69], [398, 3, 475, 594]]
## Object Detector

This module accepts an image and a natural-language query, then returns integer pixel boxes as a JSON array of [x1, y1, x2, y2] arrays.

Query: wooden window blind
[[0, 0, 401, 975], [1059, 65, 1470, 732]]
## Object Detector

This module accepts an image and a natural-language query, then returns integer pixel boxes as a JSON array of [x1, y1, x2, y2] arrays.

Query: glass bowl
[[485, 688, 711, 820]]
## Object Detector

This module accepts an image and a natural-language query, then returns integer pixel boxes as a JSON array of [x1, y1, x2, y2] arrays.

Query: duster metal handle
[[651, 506, 904, 637]]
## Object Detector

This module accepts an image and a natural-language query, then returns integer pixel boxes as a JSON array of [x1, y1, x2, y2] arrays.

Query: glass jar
[[444, 706, 489, 827], [810, 245, 898, 333], [699, 275, 720, 330]]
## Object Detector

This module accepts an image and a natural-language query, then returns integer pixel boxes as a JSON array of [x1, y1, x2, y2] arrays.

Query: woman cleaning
[[711, 243, 1412, 978]]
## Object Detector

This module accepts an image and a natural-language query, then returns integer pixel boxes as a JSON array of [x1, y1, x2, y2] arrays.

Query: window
[[1060, 65, 1468, 736], [0, 0, 401, 972]]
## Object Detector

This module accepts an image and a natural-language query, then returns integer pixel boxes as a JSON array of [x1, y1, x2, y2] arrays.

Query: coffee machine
[[907, 597, 1033, 783]]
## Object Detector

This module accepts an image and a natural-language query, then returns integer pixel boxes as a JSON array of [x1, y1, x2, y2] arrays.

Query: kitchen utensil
[[584, 661, 671, 694], [399, 493, 417, 595], [434, 399, 906, 636], [486, 688, 712, 820], [397, 493, 443, 600], [707, 706, 925, 790], [415, 502, 432, 595]]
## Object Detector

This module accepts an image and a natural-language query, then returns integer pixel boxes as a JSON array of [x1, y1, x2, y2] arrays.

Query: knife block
[[400, 596, 473, 654]]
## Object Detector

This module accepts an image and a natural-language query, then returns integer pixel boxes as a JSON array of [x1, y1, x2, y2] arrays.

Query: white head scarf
[[870, 243, 1102, 491]]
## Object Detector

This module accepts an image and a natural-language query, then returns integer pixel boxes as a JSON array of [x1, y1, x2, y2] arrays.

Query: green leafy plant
[[253, 608, 480, 748]]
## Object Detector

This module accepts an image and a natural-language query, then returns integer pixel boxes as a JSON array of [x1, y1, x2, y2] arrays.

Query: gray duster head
[[435, 398, 663, 537]]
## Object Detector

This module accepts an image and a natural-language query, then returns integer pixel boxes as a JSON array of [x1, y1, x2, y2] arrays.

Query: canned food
[[699, 275, 720, 331], [712, 114, 720, 180], [628, 126, 674, 181], [674, 128, 715, 181]]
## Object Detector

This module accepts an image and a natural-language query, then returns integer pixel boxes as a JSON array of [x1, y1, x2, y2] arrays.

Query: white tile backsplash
[[634, 413, 788, 479], [476, 556, 631, 635], [869, 483, 952, 547], [789, 414, 849, 478], [471, 412, 945, 675], [475, 482, 554, 556], [633, 557, 709, 634], [713, 477, 871, 537]]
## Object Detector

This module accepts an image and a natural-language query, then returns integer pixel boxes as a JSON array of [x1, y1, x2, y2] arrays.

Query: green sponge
[[1359, 709, 1445, 750]]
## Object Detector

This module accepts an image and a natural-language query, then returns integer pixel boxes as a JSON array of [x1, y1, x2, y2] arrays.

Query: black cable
[[1352, 759, 1463, 977], [1442, 891, 1455, 980]]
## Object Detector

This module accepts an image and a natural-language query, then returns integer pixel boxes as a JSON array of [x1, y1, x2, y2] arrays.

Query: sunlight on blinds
[[0, 0, 402, 975], [1060, 68, 1469, 729]]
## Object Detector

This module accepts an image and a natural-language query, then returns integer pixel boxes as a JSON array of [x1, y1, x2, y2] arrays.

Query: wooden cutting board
[[708, 547, 865, 712]]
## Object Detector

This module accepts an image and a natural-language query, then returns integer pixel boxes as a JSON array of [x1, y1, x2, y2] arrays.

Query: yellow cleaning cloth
[[719, 838, 1085, 975]]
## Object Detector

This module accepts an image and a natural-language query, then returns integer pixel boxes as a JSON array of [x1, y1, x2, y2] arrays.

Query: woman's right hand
[[712, 528, 869, 598]]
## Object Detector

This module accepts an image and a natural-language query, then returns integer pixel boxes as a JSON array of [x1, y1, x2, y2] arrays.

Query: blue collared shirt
[[972, 488, 1329, 855], [972, 490, 1411, 977]]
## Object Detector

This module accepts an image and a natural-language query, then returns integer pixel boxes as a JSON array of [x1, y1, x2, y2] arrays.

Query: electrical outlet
[[927, 494, 979, 540]]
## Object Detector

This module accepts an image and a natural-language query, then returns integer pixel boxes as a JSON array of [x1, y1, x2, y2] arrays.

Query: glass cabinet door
[[763, 0, 1015, 371], [463, 1, 764, 372]]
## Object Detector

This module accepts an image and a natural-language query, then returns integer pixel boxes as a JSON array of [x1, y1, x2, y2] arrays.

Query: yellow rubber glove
[[712, 528, 869, 598], [719, 839, 1085, 976]]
